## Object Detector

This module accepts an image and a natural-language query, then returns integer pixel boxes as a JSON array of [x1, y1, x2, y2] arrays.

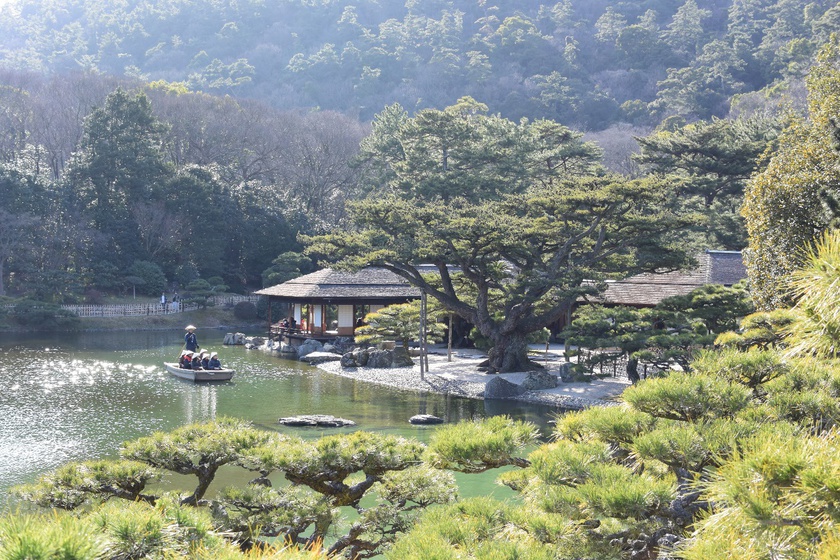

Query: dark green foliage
[[564, 283, 752, 378], [308, 104, 693, 371], [182, 278, 225, 308], [233, 300, 258, 320], [127, 260, 166, 296], [255, 296, 288, 322], [657, 282, 754, 334], [10, 299, 79, 330], [66, 89, 171, 267], [635, 117, 779, 249], [261, 252, 315, 289]]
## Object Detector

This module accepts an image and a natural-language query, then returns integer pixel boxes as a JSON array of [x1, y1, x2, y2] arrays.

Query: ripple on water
[[0, 354, 175, 494]]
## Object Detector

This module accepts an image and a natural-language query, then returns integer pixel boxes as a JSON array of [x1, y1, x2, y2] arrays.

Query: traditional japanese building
[[589, 250, 747, 307], [253, 267, 421, 342]]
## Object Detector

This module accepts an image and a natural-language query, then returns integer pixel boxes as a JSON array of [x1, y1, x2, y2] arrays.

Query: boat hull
[[163, 362, 234, 382]]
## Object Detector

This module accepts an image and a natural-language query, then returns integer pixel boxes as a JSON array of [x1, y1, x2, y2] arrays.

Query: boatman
[[184, 325, 199, 352]]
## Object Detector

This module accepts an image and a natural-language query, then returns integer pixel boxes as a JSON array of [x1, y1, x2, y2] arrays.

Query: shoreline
[[312, 348, 631, 411]]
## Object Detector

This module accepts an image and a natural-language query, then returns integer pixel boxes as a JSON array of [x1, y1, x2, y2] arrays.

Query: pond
[[0, 329, 560, 507]]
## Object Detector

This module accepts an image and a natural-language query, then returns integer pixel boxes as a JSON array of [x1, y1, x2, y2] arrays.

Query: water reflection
[[180, 384, 219, 424], [0, 329, 560, 505]]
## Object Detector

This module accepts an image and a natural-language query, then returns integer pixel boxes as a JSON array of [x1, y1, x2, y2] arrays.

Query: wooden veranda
[[253, 267, 421, 345]]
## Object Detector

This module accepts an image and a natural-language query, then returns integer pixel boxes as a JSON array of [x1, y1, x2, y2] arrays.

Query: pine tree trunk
[[486, 332, 532, 373]]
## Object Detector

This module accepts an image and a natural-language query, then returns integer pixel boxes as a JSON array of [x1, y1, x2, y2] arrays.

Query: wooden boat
[[163, 362, 235, 382]]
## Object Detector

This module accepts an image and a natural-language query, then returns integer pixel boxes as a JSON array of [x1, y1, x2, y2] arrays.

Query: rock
[[279, 342, 298, 356], [297, 339, 324, 358], [340, 353, 358, 368], [484, 376, 525, 399], [322, 343, 335, 353], [353, 349, 369, 366], [558, 362, 574, 383], [223, 332, 247, 345], [332, 337, 356, 354], [278, 415, 356, 427], [391, 347, 415, 368], [409, 414, 444, 425], [366, 349, 394, 368], [301, 351, 342, 365], [520, 370, 558, 390]]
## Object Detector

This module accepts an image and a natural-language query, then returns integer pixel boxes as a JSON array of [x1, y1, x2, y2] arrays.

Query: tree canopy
[[742, 38, 840, 309], [308, 182, 691, 373], [0, 0, 834, 127]]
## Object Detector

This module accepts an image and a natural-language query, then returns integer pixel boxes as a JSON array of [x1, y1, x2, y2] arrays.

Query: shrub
[[11, 299, 79, 330], [233, 301, 258, 320], [127, 260, 166, 296]]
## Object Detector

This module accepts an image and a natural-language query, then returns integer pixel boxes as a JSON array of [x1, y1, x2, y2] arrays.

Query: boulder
[[301, 351, 342, 365], [278, 415, 356, 427], [409, 414, 444, 425], [558, 362, 574, 383], [332, 337, 356, 354], [279, 342, 298, 356], [353, 349, 369, 366], [484, 376, 525, 399], [340, 353, 358, 368], [297, 339, 324, 358], [520, 370, 558, 391], [366, 349, 394, 368], [223, 332, 247, 345], [391, 347, 415, 368]]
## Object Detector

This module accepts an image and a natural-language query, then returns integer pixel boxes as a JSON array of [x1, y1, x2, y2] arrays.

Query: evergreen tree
[[66, 88, 172, 267]]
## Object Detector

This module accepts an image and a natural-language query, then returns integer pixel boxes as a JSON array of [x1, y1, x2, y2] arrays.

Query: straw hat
[[185, 325, 196, 331]]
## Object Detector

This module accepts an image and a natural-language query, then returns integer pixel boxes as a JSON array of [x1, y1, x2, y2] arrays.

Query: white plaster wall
[[338, 305, 354, 328]]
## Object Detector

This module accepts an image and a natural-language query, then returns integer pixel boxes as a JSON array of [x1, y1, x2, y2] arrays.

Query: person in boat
[[179, 351, 193, 369], [184, 325, 199, 352], [190, 352, 203, 370], [200, 351, 211, 370], [208, 352, 222, 370]]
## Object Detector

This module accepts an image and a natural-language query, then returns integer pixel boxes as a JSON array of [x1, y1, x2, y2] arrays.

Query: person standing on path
[[161, 293, 167, 313], [184, 325, 199, 352]]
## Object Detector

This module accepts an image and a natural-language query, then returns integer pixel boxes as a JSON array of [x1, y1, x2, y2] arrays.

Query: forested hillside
[[0, 0, 837, 308], [1, 0, 838, 127]]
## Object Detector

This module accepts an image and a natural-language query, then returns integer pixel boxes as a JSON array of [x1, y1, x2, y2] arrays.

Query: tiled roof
[[591, 251, 746, 307], [253, 267, 421, 302]]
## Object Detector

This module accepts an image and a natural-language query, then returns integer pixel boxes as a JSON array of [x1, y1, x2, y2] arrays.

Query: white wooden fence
[[58, 295, 260, 318]]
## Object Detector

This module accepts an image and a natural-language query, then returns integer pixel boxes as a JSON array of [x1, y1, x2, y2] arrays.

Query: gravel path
[[313, 350, 630, 410]]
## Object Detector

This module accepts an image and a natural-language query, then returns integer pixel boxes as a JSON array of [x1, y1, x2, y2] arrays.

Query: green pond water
[[0, 329, 560, 508]]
